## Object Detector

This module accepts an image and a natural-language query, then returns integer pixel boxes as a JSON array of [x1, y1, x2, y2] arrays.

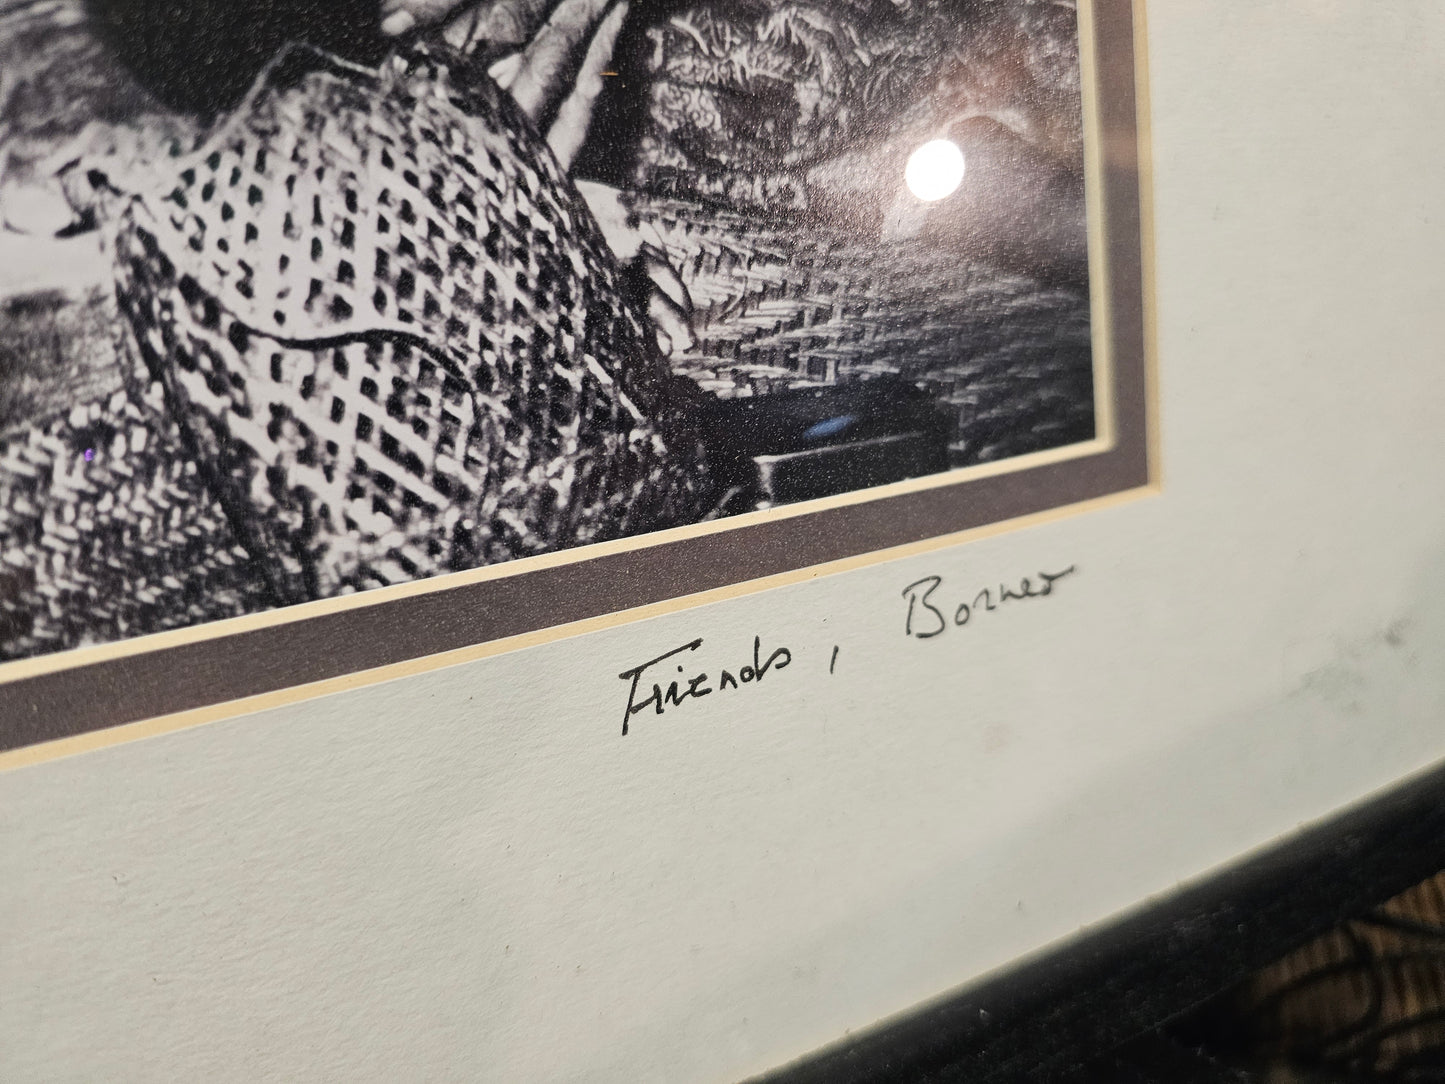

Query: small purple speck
[[83, 448, 95, 462]]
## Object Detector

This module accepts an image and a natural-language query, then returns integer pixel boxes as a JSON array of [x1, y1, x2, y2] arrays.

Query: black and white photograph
[[0, 0, 1107, 665]]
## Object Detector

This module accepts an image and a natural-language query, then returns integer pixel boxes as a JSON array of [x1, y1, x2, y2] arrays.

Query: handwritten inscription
[[901, 566, 1078, 639], [617, 636, 794, 735], [611, 565, 1075, 733]]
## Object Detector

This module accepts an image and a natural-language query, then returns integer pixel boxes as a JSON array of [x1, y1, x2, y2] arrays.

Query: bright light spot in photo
[[904, 139, 965, 202]]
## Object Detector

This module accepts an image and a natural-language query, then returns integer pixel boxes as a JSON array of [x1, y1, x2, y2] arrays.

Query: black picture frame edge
[[749, 751, 1445, 1083]]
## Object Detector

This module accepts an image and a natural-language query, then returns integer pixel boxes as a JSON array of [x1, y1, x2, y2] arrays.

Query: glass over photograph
[[0, 0, 1101, 664]]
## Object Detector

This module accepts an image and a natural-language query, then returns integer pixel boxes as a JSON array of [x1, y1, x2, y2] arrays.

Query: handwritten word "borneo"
[[617, 636, 793, 735], [901, 566, 1078, 639]]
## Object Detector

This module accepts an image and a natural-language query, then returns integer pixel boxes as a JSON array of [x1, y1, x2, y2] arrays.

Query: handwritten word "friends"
[[617, 636, 793, 735], [901, 566, 1077, 639]]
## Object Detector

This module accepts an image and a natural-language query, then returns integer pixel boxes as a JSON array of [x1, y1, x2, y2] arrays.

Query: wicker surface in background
[[1234, 872, 1445, 1079]]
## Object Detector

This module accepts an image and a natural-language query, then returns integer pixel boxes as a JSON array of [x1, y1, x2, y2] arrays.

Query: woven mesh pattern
[[0, 389, 270, 658], [628, 193, 1095, 464], [113, 44, 712, 603], [0, 43, 713, 658]]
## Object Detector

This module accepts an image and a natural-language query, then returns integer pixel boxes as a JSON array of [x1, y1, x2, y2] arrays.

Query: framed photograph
[[0, 0, 1151, 755], [12, 5, 1445, 1082]]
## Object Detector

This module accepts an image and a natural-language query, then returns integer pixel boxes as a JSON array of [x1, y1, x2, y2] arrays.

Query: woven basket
[[1, 42, 712, 660], [0, 384, 272, 657], [626, 192, 1096, 466]]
